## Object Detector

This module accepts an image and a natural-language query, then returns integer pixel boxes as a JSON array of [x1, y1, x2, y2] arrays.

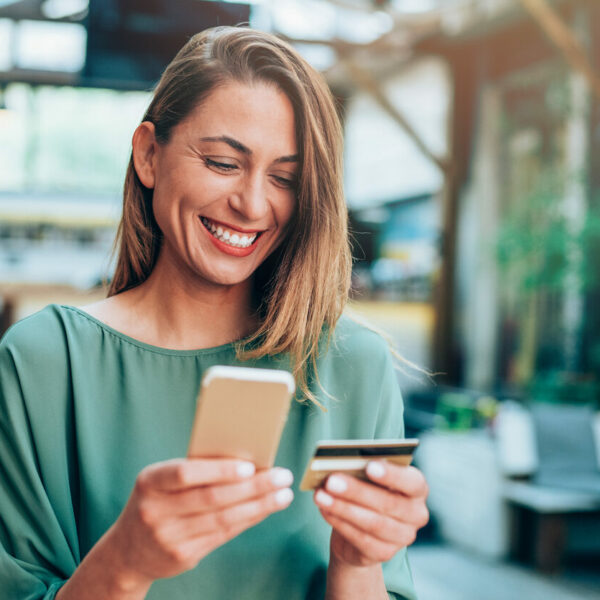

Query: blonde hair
[[109, 26, 351, 406]]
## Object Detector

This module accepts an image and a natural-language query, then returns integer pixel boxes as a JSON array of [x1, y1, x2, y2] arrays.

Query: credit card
[[299, 438, 419, 491]]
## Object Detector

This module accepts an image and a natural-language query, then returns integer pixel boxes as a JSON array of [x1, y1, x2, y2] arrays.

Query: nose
[[229, 170, 270, 223]]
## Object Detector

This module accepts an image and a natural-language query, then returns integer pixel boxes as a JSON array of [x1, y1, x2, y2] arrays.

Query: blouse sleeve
[[375, 344, 418, 600], [324, 318, 419, 600], [0, 323, 78, 599]]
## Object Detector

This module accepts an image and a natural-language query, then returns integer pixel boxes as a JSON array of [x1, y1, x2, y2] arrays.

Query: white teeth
[[201, 217, 258, 248]]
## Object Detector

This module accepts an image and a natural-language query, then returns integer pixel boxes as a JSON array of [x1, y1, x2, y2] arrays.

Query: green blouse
[[0, 304, 417, 600]]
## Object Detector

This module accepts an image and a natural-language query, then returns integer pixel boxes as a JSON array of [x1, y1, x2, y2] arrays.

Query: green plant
[[496, 173, 600, 295]]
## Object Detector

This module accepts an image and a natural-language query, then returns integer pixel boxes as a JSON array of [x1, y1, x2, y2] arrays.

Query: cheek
[[151, 190, 187, 240], [277, 194, 297, 229], [151, 194, 167, 233], [151, 180, 204, 227]]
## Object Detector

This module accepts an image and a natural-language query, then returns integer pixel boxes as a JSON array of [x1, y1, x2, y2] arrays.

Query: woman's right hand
[[105, 458, 294, 591]]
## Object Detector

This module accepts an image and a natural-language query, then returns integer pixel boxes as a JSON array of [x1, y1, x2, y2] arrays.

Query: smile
[[200, 217, 261, 249]]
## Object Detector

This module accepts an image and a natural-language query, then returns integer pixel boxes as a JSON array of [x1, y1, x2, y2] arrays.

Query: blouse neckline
[[58, 304, 249, 357]]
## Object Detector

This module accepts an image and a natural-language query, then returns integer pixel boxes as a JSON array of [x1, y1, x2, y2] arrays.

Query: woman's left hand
[[314, 462, 429, 567]]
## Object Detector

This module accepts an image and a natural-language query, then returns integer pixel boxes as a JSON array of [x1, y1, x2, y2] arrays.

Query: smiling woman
[[107, 27, 350, 393], [0, 26, 427, 600], [133, 82, 298, 287]]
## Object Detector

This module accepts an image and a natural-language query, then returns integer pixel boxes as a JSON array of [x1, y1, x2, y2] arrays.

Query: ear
[[132, 121, 158, 189]]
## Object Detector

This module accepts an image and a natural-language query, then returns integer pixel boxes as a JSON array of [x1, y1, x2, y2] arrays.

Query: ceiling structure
[[1, 0, 592, 211], [0, 0, 539, 89]]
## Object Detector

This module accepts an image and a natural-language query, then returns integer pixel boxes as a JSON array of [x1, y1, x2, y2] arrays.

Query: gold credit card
[[300, 439, 419, 491]]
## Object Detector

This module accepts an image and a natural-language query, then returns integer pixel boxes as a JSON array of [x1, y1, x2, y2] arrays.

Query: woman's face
[[137, 81, 298, 289]]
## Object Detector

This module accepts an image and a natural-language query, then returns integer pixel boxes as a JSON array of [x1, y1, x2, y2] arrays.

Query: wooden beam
[[520, 0, 600, 100], [342, 60, 449, 173], [0, 68, 78, 87], [431, 42, 481, 383], [276, 32, 410, 56]]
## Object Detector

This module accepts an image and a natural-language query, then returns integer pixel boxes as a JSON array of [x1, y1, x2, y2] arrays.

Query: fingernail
[[315, 489, 334, 507], [274, 488, 294, 506], [271, 468, 294, 487], [326, 475, 347, 494], [366, 461, 386, 479], [237, 462, 256, 478]]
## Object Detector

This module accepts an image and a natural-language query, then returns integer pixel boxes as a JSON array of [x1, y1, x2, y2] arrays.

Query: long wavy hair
[[108, 26, 351, 406]]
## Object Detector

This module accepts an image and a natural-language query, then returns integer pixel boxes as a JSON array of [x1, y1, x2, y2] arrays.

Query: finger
[[314, 489, 417, 545], [322, 473, 429, 526], [320, 511, 399, 564], [365, 462, 429, 498], [193, 498, 274, 550], [137, 458, 256, 492], [181, 487, 294, 538], [171, 467, 294, 516], [178, 508, 271, 564]]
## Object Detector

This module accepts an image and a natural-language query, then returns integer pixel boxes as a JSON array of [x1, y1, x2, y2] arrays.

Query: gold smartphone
[[187, 365, 295, 469], [300, 438, 419, 491]]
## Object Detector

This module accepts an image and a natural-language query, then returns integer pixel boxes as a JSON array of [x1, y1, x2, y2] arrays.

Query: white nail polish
[[275, 488, 293, 506], [271, 468, 293, 487], [366, 461, 386, 479], [237, 462, 256, 478], [326, 475, 347, 494], [315, 489, 334, 507]]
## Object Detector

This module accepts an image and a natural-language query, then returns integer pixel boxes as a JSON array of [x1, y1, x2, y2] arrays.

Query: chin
[[197, 267, 254, 288]]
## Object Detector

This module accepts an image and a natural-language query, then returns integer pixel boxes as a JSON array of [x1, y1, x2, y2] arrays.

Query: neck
[[123, 251, 258, 350]]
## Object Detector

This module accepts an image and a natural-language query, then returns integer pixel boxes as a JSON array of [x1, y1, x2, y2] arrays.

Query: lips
[[199, 216, 265, 257], [200, 216, 262, 248]]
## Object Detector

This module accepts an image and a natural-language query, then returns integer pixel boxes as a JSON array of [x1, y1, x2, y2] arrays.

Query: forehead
[[175, 81, 297, 154]]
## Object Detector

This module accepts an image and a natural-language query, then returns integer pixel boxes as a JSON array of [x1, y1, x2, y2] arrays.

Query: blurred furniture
[[501, 404, 600, 573], [417, 430, 510, 559], [417, 402, 600, 570]]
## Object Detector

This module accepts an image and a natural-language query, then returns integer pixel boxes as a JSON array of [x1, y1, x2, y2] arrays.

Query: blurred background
[[1, 0, 599, 598]]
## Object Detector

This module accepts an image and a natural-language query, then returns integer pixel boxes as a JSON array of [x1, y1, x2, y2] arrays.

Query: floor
[[408, 543, 600, 600]]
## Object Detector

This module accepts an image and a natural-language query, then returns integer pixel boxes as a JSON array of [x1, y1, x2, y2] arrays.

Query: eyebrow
[[200, 135, 298, 165], [200, 135, 250, 154], [274, 154, 299, 165]]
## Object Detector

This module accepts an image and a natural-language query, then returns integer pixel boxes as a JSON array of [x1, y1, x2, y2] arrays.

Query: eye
[[271, 173, 298, 190], [203, 157, 239, 173]]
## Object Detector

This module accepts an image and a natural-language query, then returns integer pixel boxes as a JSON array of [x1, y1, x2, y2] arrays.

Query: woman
[[0, 27, 428, 599]]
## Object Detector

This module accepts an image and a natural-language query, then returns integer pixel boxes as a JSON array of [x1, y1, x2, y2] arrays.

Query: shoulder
[[77, 294, 129, 330], [0, 305, 74, 373], [0, 306, 77, 422], [316, 313, 404, 438], [1, 304, 68, 350], [327, 312, 391, 365], [316, 312, 396, 395]]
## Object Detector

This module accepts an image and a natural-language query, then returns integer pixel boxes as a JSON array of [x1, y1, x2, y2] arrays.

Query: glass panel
[[0, 19, 13, 71], [15, 20, 86, 72], [0, 84, 151, 193]]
